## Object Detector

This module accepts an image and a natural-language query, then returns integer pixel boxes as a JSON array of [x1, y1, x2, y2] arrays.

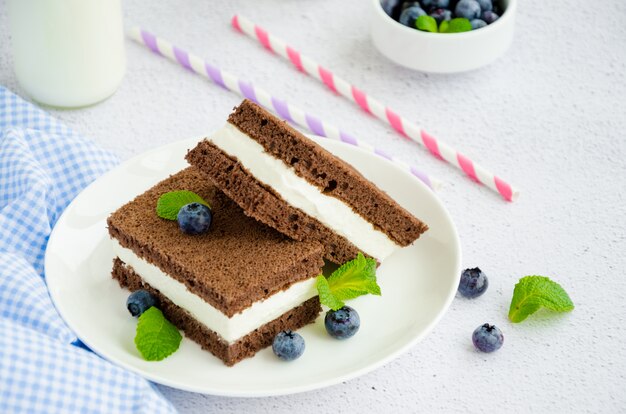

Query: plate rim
[[45, 136, 462, 397]]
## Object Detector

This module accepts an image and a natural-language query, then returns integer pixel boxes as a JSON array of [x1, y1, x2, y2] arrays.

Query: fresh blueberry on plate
[[126, 289, 157, 317], [272, 330, 305, 361], [325, 306, 361, 339]]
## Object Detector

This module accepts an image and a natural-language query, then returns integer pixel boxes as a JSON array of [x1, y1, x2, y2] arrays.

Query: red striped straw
[[128, 27, 442, 191], [232, 15, 519, 202]]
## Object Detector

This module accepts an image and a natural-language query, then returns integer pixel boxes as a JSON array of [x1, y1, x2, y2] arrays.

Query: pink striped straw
[[231, 15, 519, 202], [128, 27, 442, 191]]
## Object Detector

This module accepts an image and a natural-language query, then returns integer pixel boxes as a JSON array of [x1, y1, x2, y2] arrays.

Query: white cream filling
[[112, 241, 318, 343], [209, 123, 401, 260]]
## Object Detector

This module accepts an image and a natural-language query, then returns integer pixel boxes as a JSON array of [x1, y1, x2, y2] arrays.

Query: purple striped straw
[[128, 27, 442, 191]]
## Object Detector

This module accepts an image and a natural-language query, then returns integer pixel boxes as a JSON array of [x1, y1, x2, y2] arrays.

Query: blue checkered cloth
[[0, 86, 176, 414]]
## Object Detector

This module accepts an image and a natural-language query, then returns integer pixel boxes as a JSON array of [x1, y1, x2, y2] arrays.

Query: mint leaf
[[328, 252, 381, 299], [316, 275, 345, 310], [508, 276, 574, 323], [416, 15, 438, 33], [440, 18, 472, 33], [316, 252, 381, 310], [156, 190, 210, 220], [135, 307, 182, 361]]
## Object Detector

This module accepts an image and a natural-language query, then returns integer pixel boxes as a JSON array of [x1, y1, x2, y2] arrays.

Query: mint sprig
[[416, 16, 472, 34], [508, 276, 574, 323], [316, 252, 381, 310], [135, 307, 182, 361], [156, 190, 210, 220]]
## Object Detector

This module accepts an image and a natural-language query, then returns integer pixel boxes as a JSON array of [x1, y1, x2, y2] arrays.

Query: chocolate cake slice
[[186, 99, 428, 264], [107, 167, 324, 366]]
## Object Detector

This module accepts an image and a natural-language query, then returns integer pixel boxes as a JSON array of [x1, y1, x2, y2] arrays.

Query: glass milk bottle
[[8, 0, 126, 108]]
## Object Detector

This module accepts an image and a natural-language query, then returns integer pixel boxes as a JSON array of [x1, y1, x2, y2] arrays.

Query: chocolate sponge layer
[[112, 258, 321, 366], [107, 167, 325, 317], [186, 100, 427, 263], [185, 141, 361, 264], [226, 100, 428, 244]]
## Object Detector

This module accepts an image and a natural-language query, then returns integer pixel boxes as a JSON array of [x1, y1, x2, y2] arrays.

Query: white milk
[[8, 0, 126, 108]]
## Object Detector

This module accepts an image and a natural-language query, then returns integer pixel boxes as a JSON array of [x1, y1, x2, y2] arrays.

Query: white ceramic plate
[[45, 137, 461, 397]]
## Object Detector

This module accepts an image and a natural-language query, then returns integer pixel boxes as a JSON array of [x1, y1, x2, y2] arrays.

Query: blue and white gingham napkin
[[0, 86, 176, 414]]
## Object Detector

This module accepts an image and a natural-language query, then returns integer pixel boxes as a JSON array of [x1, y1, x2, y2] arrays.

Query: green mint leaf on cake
[[156, 190, 210, 220], [316, 252, 381, 311], [316, 275, 346, 310], [416, 15, 438, 33], [508, 276, 574, 323], [135, 307, 182, 361], [439, 18, 472, 33]]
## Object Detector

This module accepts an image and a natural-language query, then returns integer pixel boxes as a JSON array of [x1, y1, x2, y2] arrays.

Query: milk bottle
[[8, 0, 126, 108]]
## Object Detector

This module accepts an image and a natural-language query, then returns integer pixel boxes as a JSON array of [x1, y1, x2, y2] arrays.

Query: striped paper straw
[[128, 27, 441, 191], [231, 15, 519, 202]]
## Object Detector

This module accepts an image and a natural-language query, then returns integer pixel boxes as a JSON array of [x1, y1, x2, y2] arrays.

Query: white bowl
[[370, 0, 516, 73]]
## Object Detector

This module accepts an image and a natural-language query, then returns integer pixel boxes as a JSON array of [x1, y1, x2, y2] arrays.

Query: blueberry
[[324, 306, 360, 339], [472, 323, 503, 353], [454, 0, 481, 19], [458, 267, 488, 298], [430, 8, 452, 23], [402, 1, 421, 11], [470, 19, 487, 29], [420, 0, 449, 9], [177, 202, 212, 235], [482, 10, 499, 23], [126, 290, 157, 317], [476, 0, 492, 12], [381, 0, 404, 19], [272, 330, 305, 361], [399, 6, 427, 27]]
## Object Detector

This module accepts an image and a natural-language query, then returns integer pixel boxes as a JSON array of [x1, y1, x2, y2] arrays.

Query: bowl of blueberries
[[371, 0, 517, 73]]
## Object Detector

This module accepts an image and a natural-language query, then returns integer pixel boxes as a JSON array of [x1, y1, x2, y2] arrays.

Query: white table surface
[[2, 0, 625, 412]]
